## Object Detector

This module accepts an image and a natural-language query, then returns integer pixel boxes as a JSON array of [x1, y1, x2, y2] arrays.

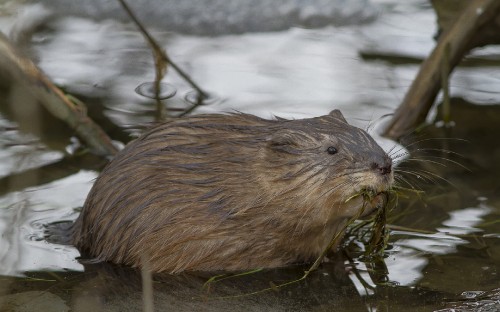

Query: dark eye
[[326, 146, 338, 155]]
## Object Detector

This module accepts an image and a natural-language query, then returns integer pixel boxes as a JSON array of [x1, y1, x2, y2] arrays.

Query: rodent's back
[[72, 110, 393, 273]]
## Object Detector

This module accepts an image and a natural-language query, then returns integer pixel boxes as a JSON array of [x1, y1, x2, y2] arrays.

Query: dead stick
[[441, 43, 451, 124], [0, 34, 118, 156], [383, 0, 500, 140]]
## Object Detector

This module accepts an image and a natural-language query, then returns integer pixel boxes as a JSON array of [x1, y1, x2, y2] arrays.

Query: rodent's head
[[263, 109, 393, 217]]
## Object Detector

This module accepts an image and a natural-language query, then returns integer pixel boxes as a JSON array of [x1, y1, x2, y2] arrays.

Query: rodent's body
[[72, 110, 393, 273]]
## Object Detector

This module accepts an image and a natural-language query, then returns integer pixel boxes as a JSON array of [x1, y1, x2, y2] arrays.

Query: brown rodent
[[72, 110, 393, 273]]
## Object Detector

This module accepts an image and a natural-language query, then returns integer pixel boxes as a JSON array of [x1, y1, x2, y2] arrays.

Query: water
[[36, 0, 377, 36], [1, 0, 500, 311]]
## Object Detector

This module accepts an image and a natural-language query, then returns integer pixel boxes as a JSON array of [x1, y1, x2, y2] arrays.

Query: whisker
[[387, 141, 407, 157], [389, 135, 467, 163], [391, 151, 410, 165], [403, 156, 471, 171], [388, 145, 410, 159], [365, 113, 394, 134], [410, 147, 466, 159], [396, 167, 456, 188], [402, 157, 449, 168], [395, 168, 440, 185], [401, 137, 468, 151], [398, 170, 427, 181], [393, 173, 421, 191], [364, 113, 376, 133]]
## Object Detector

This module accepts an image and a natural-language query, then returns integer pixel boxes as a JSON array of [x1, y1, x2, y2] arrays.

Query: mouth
[[360, 187, 389, 211], [341, 186, 390, 218]]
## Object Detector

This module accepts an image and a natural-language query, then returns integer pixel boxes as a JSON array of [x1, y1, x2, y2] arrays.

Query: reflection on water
[[0, 171, 93, 275], [0, 0, 499, 311], [439, 205, 491, 235], [384, 204, 492, 287], [0, 117, 63, 178]]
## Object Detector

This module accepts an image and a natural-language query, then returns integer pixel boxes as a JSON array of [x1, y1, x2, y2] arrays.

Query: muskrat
[[72, 110, 393, 274]]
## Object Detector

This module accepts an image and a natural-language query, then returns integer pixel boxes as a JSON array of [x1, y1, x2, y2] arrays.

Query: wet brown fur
[[72, 110, 393, 273]]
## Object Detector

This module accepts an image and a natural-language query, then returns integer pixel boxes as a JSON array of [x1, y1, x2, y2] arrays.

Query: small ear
[[267, 131, 301, 154], [328, 109, 348, 124]]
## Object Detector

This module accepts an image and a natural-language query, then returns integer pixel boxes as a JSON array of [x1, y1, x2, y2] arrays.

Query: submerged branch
[[383, 0, 500, 140], [0, 33, 118, 156]]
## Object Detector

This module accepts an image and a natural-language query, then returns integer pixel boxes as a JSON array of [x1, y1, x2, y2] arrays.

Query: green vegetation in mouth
[[344, 187, 384, 204], [344, 189, 397, 254], [339, 189, 398, 286], [363, 191, 391, 257], [344, 188, 394, 256], [301, 189, 393, 280], [360, 187, 379, 200]]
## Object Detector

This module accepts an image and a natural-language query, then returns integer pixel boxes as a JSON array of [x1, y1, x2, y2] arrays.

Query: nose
[[371, 158, 392, 176]]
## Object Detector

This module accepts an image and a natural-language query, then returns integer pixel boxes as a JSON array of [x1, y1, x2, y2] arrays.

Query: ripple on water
[[0, 170, 96, 275], [135, 81, 177, 100]]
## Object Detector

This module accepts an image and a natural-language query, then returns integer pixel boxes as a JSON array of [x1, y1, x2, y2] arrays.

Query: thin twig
[[117, 0, 208, 99]]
